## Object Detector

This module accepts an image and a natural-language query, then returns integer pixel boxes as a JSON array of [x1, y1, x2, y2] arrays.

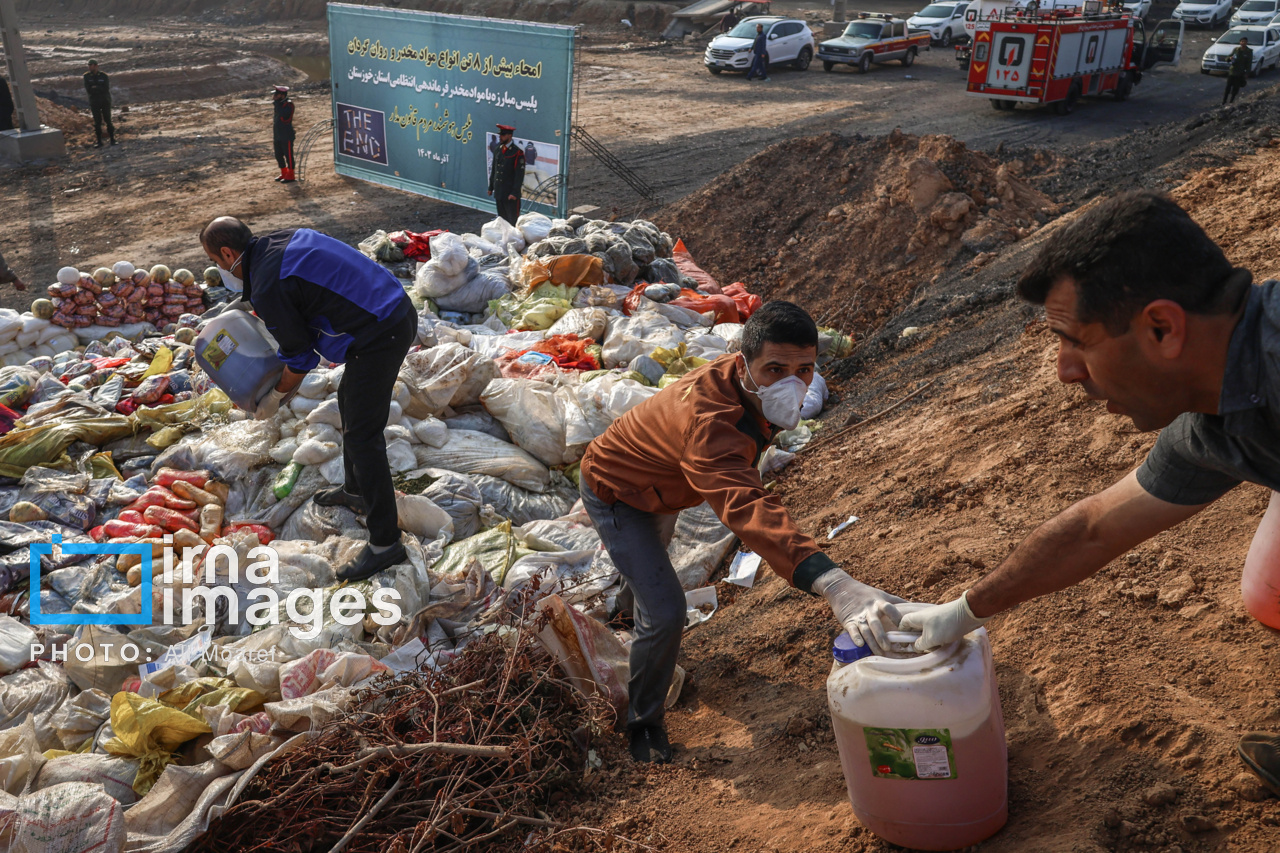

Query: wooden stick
[[328, 774, 403, 853], [806, 378, 939, 454]]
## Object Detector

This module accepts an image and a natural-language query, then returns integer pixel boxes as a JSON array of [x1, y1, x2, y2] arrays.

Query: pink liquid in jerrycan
[[826, 619, 1007, 851]]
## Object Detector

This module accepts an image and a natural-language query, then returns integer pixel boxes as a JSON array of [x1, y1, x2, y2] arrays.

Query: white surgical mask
[[218, 251, 245, 293], [739, 355, 807, 430]]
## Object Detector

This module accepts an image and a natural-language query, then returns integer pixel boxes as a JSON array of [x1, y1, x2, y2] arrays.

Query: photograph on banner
[[327, 3, 574, 217], [485, 131, 561, 207]]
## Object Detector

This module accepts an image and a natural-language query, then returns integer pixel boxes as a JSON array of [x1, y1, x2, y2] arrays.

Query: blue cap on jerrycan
[[833, 631, 873, 664]]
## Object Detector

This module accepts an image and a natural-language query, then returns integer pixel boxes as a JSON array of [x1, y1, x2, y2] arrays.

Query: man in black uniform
[[83, 60, 115, 148], [488, 123, 525, 225], [272, 85, 296, 183], [0, 75, 15, 132]]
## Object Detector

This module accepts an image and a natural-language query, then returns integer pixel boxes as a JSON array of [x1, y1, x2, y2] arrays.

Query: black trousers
[[90, 101, 114, 141], [336, 309, 416, 546], [495, 194, 521, 225], [274, 137, 295, 170], [1225, 76, 1246, 104]]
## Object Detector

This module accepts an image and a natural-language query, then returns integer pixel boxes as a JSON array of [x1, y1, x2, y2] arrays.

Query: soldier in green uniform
[[487, 123, 525, 226], [83, 59, 115, 148], [1225, 37, 1253, 105]]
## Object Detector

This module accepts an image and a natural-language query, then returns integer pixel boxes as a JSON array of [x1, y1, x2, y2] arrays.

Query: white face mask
[[218, 251, 244, 293], [739, 355, 807, 430]]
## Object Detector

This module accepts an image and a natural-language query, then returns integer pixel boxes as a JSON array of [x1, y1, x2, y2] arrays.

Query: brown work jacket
[[579, 354, 835, 592]]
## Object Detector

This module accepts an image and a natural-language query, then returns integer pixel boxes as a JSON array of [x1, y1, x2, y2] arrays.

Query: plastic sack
[[9, 782, 126, 853], [396, 492, 453, 539], [410, 415, 449, 448], [600, 305, 684, 368], [479, 217, 526, 254], [722, 281, 763, 321], [433, 269, 510, 314], [412, 429, 550, 492], [419, 468, 487, 540], [397, 343, 499, 419], [415, 255, 478, 299], [428, 231, 470, 277], [546, 307, 609, 342], [102, 692, 212, 795], [471, 472, 577, 525], [0, 616, 37, 676], [432, 520, 542, 585], [672, 238, 722, 292], [516, 212, 554, 244], [574, 374, 658, 439], [34, 754, 140, 805], [480, 378, 588, 467], [802, 371, 828, 419]]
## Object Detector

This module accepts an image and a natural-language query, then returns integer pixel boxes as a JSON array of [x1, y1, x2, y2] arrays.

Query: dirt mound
[[32, 97, 91, 134], [1172, 152, 1280, 283], [657, 131, 1059, 336]]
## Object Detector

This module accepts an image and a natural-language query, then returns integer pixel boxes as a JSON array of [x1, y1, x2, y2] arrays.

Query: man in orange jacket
[[579, 301, 902, 763]]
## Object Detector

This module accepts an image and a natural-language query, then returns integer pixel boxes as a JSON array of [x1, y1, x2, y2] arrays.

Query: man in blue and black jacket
[[200, 216, 416, 581]]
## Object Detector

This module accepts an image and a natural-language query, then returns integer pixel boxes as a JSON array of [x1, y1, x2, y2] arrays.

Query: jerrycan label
[[203, 331, 238, 371], [864, 727, 956, 780]]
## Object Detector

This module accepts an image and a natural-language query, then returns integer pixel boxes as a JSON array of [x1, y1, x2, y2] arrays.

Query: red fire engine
[[964, 3, 1184, 114]]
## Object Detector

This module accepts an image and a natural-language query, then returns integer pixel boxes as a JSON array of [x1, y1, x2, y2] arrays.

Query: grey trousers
[[580, 478, 682, 730]]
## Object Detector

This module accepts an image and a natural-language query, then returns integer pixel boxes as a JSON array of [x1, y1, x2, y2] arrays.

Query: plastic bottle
[[193, 308, 284, 411], [827, 621, 1007, 851]]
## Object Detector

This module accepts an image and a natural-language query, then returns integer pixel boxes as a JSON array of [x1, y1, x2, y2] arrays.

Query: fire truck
[[962, 2, 1184, 113]]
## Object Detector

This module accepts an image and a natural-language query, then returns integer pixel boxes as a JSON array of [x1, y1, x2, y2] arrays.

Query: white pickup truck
[[817, 15, 934, 72]]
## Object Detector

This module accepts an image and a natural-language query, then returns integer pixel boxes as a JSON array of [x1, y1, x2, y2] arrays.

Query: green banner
[[327, 3, 575, 217]]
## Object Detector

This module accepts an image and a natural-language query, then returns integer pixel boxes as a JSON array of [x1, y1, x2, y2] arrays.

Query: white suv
[[907, 2, 969, 46], [1172, 0, 1232, 27], [1232, 0, 1280, 26], [704, 16, 816, 74]]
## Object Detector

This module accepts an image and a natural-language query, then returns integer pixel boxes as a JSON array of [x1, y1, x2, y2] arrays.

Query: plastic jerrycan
[[193, 306, 284, 411], [827, 615, 1008, 851]]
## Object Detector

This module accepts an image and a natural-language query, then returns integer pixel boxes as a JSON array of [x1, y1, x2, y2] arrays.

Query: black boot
[[629, 725, 672, 764], [336, 541, 408, 582], [94, 138, 103, 148], [314, 486, 367, 514]]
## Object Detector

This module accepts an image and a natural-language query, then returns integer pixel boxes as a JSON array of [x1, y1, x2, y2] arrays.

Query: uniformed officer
[[272, 85, 297, 183], [488, 123, 525, 225], [83, 60, 115, 148]]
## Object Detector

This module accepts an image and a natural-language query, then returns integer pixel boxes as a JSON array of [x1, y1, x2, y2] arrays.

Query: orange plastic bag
[[624, 283, 740, 324], [546, 254, 605, 288], [672, 239, 722, 294], [722, 282, 763, 321]]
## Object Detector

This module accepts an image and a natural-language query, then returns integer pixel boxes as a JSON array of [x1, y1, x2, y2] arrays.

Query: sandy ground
[[7, 4, 1280, 852]]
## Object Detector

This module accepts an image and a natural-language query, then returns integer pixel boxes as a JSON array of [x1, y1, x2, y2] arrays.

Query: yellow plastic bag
[[103, 692, 211, 795], [141, 346, 173, 379], [432, 521, 546, 585], [158, 677, 264, 717]]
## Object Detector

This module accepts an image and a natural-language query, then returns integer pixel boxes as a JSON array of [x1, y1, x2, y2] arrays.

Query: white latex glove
[[254, 388, 285, 421], [898, 591, 990, 652], [812, 568, 905, 657]]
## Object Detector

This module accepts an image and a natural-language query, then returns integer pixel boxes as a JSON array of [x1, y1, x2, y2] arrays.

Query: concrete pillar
[[0, 0, 65, 160], [833, 0, 847, 22]]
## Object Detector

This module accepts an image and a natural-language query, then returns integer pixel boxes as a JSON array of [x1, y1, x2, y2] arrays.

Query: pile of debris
[[0, 209, 841, 852]]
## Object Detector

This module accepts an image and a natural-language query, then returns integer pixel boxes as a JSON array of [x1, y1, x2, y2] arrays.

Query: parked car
[[1172, 0, 1233, 28], [1201, 25, 1280, 73], [1232, 0, 1280, 26], [1123, 0, 1152, 18], [906, 1, 969, 46], [818, 15, 933, 72], [704, 16, 816, 74]]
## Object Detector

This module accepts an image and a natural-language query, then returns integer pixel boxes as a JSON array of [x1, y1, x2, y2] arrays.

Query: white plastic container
[[193, 309, 284, 411], [827, 619, 1007, 851]]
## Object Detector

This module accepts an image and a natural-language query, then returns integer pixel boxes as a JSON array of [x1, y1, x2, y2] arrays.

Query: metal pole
[[0, 0, 41, 132]]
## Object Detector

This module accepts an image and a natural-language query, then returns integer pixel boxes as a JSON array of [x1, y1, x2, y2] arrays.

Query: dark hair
[[1018, 190, 1246, 335], [199, 217, 253, 255], [741, 301, 818, 360]]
